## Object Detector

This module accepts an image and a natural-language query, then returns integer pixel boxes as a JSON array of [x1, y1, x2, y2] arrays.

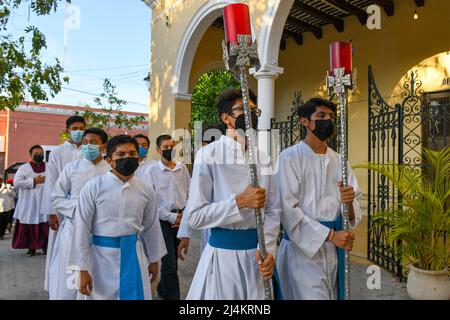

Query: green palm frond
[[191, 69, 240, 127], [356, 147, 450, 271]]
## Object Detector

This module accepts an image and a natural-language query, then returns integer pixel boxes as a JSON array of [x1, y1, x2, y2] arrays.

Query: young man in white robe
[[275, 97, 362, 300], [48, 128, 110, 300], [144, 134, 192, 300], [68, 134, 166, 300], [41, 115, 86, 291], [186, 88, 281, 300], [133, 134, 157, 179], [12, 145, 48, 255]]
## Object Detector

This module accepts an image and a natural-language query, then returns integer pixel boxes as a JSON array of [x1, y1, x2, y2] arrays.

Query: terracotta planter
[[406, 264, 450, 300]]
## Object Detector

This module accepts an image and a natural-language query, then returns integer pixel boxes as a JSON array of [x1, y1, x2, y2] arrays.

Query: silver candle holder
[[326, 67, 354, 300], [223, 34, 272, 300]]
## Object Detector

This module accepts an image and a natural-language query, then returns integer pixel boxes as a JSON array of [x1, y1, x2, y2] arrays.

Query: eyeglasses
[[230, 105, 262, 117]]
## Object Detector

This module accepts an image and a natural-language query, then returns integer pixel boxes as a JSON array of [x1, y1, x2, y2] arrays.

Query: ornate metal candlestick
[[223, 32, 272, 300], [327, 65, 353, 300]]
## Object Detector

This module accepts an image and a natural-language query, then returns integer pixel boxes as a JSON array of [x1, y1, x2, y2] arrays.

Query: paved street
[[0, 229, 409, 300]]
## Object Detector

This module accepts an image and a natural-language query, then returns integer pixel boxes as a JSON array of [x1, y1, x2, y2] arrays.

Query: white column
[[252, 65, 284, 129], [251, 64, 283, 168]]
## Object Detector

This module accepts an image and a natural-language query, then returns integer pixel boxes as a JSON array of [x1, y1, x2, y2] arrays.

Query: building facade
[[146, 0, 450, 267], [0, 102, 149, 171]]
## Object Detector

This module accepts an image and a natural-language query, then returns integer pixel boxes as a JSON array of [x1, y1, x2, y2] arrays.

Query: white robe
[[186, 135, 280, 300], [13, 163, 47, 224], [48, 158, 111, 300], [134, 157, 157, 180], [68, 172, 167, 300], [275, 141, 361, 300], [0, 183, 16, 213], [41, 141, 83, 291], [144, 160, 192, 239]]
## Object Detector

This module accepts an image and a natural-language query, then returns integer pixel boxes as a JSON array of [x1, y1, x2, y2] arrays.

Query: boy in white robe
[[49, 128, 110, 299], [41, 115, 86, 291], [144, 134, 192, 300], [68, 134, 166, 300], [186, 88, 281, 300], [275, 97, 362, 300], [133, 134, 157, 179]]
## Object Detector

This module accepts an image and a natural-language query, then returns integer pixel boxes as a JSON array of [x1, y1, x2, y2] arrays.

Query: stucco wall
[[275, 0, 450, 197]]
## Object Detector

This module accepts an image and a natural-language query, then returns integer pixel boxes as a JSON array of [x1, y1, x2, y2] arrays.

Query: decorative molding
[[257, 0, 295, 68], [251, 64, 284, 79], [172, 0, 242, 96], [144, 0, 159, 9], [175, 93, 192, 101]]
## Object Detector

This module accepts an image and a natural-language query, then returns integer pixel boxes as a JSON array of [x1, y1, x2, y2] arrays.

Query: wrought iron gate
[[368, 65, 450, 279], [271, 91, 338, 151]]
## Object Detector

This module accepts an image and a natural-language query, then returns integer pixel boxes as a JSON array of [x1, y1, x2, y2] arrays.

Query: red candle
[[329, 42, 352, 75], [223, 3, 252, 46]]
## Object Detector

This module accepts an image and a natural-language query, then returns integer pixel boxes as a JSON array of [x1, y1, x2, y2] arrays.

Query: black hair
[[82, 128, 108, 144], [202, 123, 224, 143], [156, 134, 173, 148], [297, 97, 337, 119], [133, 134, 150, 146], [106, 135, 139, 158], [217, 88, 257, 123], [66, 115, 86, 129], [29, 144, 43, 155]]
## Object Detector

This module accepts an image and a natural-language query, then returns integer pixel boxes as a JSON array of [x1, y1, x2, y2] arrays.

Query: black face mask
[[312, 119, 335, 141], [114, 157, 139, 176], [162, 149, 174, 162], [33, 154, 44, 163], [231, 111, 258, 133]]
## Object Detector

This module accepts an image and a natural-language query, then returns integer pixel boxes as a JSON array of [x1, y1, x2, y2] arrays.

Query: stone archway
[[172, 0, 242, 98]]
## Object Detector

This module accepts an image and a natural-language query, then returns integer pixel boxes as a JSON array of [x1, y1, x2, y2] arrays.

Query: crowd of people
[[7, 88, 361, 300]]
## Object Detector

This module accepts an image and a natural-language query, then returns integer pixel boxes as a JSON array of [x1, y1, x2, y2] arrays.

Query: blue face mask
[[70, 130, 84, 143], [138, 146, 148, 158], [81, 144, 101, 161]]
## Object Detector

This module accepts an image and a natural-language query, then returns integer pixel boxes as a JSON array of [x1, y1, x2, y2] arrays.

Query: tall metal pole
[[327, 67, 352, 300], [224, 34, 272, 300], [339, 89, 351, 299]]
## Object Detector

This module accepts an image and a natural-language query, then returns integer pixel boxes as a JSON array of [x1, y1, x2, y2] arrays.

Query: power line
[[60, 87, 149, 107], [64, 64, 149, 73]]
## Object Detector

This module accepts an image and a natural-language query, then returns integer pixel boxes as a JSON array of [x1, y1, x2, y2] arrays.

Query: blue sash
[[283, 215, 345, 300], [91, 234, 144, 300], [209, 227, 283, 300]]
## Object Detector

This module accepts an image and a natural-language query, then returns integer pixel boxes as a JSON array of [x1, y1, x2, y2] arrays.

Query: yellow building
[[145, 0, 450, 276]]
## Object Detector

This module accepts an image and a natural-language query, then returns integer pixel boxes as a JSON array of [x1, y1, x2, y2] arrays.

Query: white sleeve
[[141, 187, 167, 263], [40, 151, 59, 216], [260, 174, 281, 257], [50, 165, 76, 219], [144, 169, 178, 224], [187, 161, 244, 230], [176, 166, 193, 239], [68, 182, 95, 271], [276, 152, 330, 258], [13, 166, 35, 190]]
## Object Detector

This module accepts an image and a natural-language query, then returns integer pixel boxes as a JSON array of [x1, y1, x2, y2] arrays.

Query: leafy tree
[[70, 78, 145, 138], [191, 69, 239, 127], [1, 0, 69, 110]]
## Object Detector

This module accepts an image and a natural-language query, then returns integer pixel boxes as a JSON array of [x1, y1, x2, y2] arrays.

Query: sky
[[8, 0, 151, 113]]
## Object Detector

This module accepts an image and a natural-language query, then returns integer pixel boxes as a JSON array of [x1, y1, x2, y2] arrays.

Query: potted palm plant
[[355, 147, 450, 300]]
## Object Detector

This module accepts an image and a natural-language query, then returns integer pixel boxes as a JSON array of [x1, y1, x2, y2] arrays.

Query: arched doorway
[[191, 69, 239, 128]]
